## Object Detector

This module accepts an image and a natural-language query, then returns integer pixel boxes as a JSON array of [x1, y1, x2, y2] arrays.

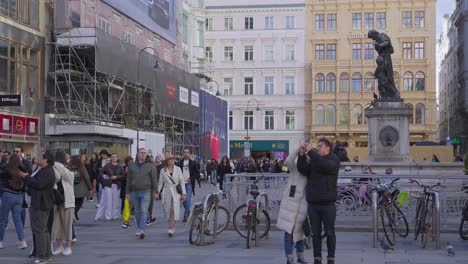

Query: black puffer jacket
[[297, 150, 340, 204]]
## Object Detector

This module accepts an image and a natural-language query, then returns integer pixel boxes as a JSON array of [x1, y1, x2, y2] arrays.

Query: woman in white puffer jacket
[[276, 148, 308, 264]]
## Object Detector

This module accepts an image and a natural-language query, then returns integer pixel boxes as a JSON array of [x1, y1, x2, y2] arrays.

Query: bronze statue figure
[[368, 30, 400, 100]]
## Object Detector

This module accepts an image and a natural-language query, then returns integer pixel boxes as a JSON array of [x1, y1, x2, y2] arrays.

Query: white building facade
[[205, 1, 306, 159]]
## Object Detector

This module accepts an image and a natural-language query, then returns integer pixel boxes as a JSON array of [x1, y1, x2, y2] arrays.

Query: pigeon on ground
[[379, 239, 394, 253], [446, 242, 455, 256]]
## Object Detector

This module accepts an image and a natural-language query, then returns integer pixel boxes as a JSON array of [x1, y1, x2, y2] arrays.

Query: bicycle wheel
[[414, 199, 423, 240], [189, 213, 203, 245], [459, 218, 468, 240], [254, 209, 271, 240], [381, 205, 395, 246], [233, 204, 249, 238], [420, 206, 432, 248], [204, 206, 230, 236], [393, 204, 409, 238]]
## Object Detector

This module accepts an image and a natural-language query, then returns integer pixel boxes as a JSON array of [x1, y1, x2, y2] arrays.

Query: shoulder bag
[[53, 178, 65, 206], [167, 171, 183, 195]]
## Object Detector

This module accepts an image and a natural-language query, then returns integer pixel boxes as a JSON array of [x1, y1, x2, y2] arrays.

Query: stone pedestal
[[365, 101, 412, 162]]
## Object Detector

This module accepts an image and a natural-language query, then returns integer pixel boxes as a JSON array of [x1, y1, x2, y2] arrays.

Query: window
[[339, 104, 349, 125], [98, 17, 111, 33], [415, 42, 424, 59], [245, 16, 253, 30], [364, 13, 374, 29], [352, 13, 362, 30], [326, 44, 336, 60], [0, 0, 38, 27], [264, 111, 274, 130], [244, 46, 253, 61], [244, 111, 253, 130], [352, 105, 363, 125], [326, 105, 336, 125], [402, 42, 412, 59], [364, 72, 375, 91], [326, 73, 336, 93], [407, 104, 414, 123], [364, 43, 374, 60], [415, 72, 425, 91], [352, 72, 362, 92], [197, 21, 204, 46], [224, 46, 233, 61], [223, 77, 233, 95], [286, 44, 295, 61], [415, 11, 425, 28], [197, 0, 204, 8], [264, 45, 274, 61], [403, 72, 413, 91], [285, 111, 295, 129], [205, 18, 213, 31], [224, 17, 233, 30], [315, 73, 325, 93], [123, 29, 135, 45], [352, 43, 361, 60], [340, 73, 349, 92], [229, 111, 233, 130], [265, 16, 274, 29], [145, 40, 154, 55], [182, 13, 189, 44], [327, 14, 336, 31], [286, 15, 295, 29], [376, 12, 386, 29], [402, 11, 412, 28], [264, 76, 274, 95], [205, 47, 213, 62], [315, 44, 325, 60], [315, 14, 324, 31], [244, 77, 253, 95], [285, 76, 295, 95], [315, 105, 325, 125], [415, 104, 425, 124]]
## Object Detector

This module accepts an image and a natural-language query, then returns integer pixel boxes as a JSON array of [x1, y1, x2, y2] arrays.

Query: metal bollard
[[433, 192, 441, 249], [372, 191, 378, 248]]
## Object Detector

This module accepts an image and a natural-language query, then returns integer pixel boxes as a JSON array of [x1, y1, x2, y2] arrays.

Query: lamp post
[[135, 47, 160, 156], [245, 98, 260, 140]]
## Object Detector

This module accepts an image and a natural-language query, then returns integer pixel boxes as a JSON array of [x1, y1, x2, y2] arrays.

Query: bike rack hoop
[[254, 192, 270, 247]]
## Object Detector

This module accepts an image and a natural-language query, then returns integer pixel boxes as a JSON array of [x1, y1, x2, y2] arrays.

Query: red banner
[[12, 116, 26, 135], [166, 81, 177, 99], [0, 114, 12, 133]]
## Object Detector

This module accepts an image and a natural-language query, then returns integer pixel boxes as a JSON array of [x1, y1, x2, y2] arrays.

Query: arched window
[[352, 104, 363, 124], [315, 105, 325, 125], [352, 72, 362, 92], [403, 72, 413, 91], [340, 72, 349, 92], [364, 72, 375, 91], [416, 103, 425, 124], [326, 73, 336, 93], [393, 71, 400, 90], [364, 104, 371, 124], [415, 72, 425, 91], [315, 73, 325, 93], [407, 103, 414, 124], [326, 104, 336, 125]]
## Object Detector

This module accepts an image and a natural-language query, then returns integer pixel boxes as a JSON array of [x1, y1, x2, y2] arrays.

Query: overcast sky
[[437, 0, 456, 37]]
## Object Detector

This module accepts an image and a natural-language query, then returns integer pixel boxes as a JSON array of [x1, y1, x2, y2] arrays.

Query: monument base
[[365, 101, 412, 162]]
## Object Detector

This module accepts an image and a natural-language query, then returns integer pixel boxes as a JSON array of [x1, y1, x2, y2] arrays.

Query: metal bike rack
[[433, 191, 441, 249], [255, 192, 270, 247], [372, 191, 378, 248], [198, 192, 218, 246]]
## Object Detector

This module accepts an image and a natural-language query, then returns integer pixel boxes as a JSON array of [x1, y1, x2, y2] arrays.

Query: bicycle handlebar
[[408, 178, 446, 189]]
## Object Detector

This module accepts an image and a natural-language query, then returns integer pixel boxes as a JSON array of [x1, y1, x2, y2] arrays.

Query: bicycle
[[232, 178, 271, 249], [188, 184, 230, 245], [409, 179, 445, 248], [373, 178, 409, 246]]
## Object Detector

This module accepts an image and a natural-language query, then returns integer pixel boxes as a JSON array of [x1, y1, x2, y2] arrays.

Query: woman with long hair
[[70, 154, 91, 241], [156, 154, 186, 237], [216, 156, 232, 191], [0, 154, 28, 249], [95, 153, 124, 220]]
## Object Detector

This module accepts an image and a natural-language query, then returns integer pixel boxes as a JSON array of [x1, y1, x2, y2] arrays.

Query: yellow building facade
[[305, 0, 437, 148]]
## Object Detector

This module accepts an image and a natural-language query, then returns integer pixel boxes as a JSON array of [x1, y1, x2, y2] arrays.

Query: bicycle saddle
[[250, 190, 260, 196]]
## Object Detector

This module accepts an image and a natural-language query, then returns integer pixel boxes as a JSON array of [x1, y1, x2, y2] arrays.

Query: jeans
[[0, 192, 24, 241], [284, 232, 304, 256], [21, 192, 26, 228], [182, 184, 192, 217], [131, 191, 151, 231], [97, 183, 103, 203], [308, 204, 336, 259], [210, 171, 217, 184]]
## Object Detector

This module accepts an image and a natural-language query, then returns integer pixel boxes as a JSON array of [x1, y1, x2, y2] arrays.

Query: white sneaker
[[71, 238, 77, 243], [135, 230, 141, 236], [52, 247, 63, 256], [17, 240, 27, 249], [0, 241, 3, 249], [62, 247, 72, 256]]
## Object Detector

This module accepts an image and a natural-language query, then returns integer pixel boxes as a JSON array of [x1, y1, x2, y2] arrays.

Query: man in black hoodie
[[332, 140, 349, 162], [297, 138, 340, 264]]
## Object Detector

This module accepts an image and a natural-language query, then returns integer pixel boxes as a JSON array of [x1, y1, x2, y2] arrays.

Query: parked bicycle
[[373, 178, 409, 246], [459, 185, 468, 240], [410, 179, 445, 248], [188, 184, 230, 245], [232, 178, 271, 249]]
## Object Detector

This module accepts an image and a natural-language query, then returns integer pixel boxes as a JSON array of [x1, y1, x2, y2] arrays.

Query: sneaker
[[313, 258, 321, 264], [146, 219, 152, 226], [88, 196, 94, 201], [182, 216, 188, 223], [95, 204, 98, 208], [34, 258, 52, 264], [17, 240, 27, 249], [135, 230, 141, 236], [297, 255, 308, 264], [72, 238, 77, 243], [52, 247, 63, 256], [168, 228, 173, 237], [122, 223, 130, 229], [139, 232, 145, 239], [62, 247, 72, 256], [0, 241, 3, 249], [150, 218, 157, 224], [327, 258, 335, 264]]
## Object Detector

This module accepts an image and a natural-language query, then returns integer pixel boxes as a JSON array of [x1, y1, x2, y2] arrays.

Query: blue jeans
[[97, 183, 103, 203], [0, 192, 25, 241], [210, 171, 217, 184], [284, 232, 304, 256], [131, 191, 151, 231], [182, 184, 192, 217]]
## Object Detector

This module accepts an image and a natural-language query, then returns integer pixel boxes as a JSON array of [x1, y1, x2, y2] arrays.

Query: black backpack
[[53, 179, 65, 206]]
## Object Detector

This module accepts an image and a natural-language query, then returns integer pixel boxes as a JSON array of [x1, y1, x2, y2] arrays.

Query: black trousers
[[72, 198, 85, 239], [30, 208, 52, 259], [308, 203, 336, 259]]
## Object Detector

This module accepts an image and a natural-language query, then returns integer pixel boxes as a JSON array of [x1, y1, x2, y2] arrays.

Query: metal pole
[[372, 191, 378, 248], [433, 192, 441, 249], [213, 196, 219, 239]]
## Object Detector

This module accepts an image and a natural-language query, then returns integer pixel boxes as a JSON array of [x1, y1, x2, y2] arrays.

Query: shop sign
[[0, 95, 22, 107]]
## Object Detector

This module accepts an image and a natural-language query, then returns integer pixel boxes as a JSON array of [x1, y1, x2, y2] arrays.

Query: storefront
[[229, 140, 289, 160], [0, 113, 40, 159]]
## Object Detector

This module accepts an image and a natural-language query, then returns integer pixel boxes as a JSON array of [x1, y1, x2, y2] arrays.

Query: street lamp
[[245, 98, 260, 141], [204, 79, 220, 96]]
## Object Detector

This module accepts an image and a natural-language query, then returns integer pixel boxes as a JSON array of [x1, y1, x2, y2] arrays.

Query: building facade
[[0, 0, 48, 158], [306, 0, 437, 148], [205, 0, 307, 159], [180, 0, 206, 76]]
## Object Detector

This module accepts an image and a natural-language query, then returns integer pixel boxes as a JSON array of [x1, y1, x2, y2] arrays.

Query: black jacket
[[297, 150, 340, 204], [216, 163, 232, 179], [333, 145, 349, 162], [178, 159, 200, 194], [23, 165, 56, 211]]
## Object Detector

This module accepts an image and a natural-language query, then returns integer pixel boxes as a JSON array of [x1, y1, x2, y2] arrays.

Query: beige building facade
[[305, 0, 437, 148]]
